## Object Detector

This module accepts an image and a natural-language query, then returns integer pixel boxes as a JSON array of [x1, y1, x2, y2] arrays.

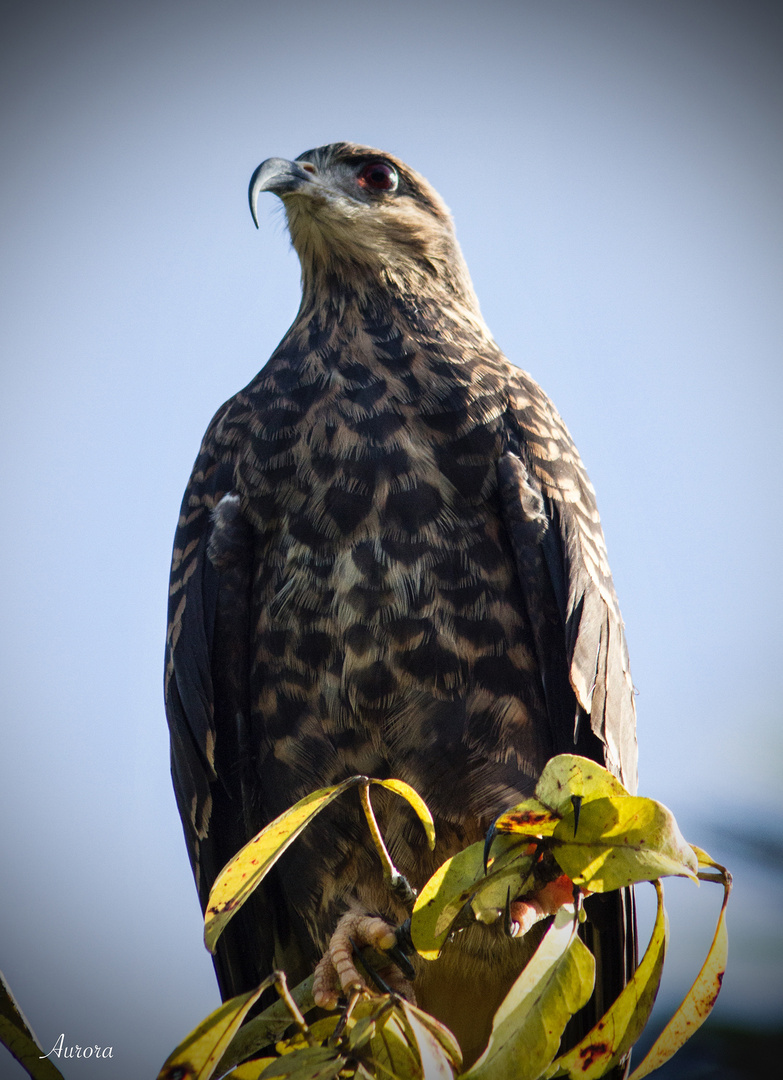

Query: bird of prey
[[165, 142, 638, 1067]]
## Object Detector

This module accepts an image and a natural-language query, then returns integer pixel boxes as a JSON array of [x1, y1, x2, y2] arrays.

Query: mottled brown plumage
[[165, 143, 637, 1066]]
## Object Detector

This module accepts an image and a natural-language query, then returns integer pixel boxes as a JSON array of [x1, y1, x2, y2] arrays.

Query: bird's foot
[[313, 912, 415, 1010], [507, 874, 575, 938]]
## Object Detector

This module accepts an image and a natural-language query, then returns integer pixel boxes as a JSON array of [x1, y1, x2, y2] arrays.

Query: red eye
[[358, 161, 399, 192]]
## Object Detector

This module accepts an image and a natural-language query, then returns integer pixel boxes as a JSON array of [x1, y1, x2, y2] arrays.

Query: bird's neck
[[294, 261, 492, 349]]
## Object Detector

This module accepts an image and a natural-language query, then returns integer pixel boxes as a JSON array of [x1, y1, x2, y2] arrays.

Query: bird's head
[[249, 142, 483, 317]]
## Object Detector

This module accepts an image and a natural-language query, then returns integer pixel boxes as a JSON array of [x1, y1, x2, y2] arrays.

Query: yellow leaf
[[492, 796, 563, 838], [552, 797, 699, 891], [222, 1059, 277, 1078], [205, 777, 366, 952], [545, 880, 668, 1078], [373, 779, 436, 850], [535, 756, 629, 815], [411, 841, 486, 959], [691, 845, 731, 881], [412, 833, 539, 953], [462, 909, 595, 1080], [158, 980, 272, 1080], [691, 844, 717, 867], [628, 867, 731, 1079], [493, 756, 630, 843]]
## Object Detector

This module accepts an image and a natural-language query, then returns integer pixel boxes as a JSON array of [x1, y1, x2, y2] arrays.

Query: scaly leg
[[313, 912, 415, 1009]]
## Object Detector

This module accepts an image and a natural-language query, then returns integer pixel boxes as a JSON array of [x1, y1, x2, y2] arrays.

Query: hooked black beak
[[248, 158, 315, 227]]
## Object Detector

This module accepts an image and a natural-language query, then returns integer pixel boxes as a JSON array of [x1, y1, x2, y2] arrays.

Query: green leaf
[[366, 1006, 420, 1079], [470, 847, 537, 926], [546, 880, 668, 1078], [372, 779, 436, 851], [0, 1018, 65, 1080], [205, 777, 366, 952], [0, 969, 65, 1080], [628, 862, 731, 1079], [462, 909, 595, 1080], [346, 1012, 377, 1053], [217, 976, 316, 1076], [255, 1045, 346, 1079], [552, 796, 699, 891], [398, 1003, 462, 1074], [0, 1018, 66, 1080], [158, 979, 272, 1080], [398, 1001, 457, 1079], [276, 1016, 343, 1053]]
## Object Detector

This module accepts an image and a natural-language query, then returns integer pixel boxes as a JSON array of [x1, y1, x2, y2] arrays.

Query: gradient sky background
[[1, 1, 781, 1077]]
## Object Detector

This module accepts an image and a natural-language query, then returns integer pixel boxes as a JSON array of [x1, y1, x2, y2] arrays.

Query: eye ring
[[357, 161, 399, 193]]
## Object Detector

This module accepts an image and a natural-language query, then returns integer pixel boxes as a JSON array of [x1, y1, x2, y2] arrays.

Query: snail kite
[[165, 143, 638, 1066]]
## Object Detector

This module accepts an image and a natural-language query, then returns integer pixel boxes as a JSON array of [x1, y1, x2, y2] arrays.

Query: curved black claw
[[503, 887, 520, 938], [387, 923, 416, 981], [350, 937, 395, 996], [483, 817, 500, 874], [395, 918, 414, 956], [386, 943, 415, 981]]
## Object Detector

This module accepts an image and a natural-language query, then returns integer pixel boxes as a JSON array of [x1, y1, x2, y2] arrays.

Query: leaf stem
[[359, 781, 415, 907], [274, 971, 315, 1046]]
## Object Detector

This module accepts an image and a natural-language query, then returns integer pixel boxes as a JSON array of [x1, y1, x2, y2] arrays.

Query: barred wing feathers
[[504, 370, 637, 793]]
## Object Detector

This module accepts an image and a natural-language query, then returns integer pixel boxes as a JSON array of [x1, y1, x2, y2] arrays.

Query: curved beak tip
[[248, 166, 264, 229], [248, 157, 312, 228]]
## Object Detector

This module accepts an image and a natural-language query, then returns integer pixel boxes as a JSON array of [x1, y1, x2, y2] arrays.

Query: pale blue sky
[[1, 2, 781, 1076]]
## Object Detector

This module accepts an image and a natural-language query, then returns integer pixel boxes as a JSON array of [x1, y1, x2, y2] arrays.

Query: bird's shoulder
[[165, 401, 238, 694], [503, 365, 620, 619]]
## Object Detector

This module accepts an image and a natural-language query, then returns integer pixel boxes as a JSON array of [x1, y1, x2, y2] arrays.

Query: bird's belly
[[251, 505, 552, 828]]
